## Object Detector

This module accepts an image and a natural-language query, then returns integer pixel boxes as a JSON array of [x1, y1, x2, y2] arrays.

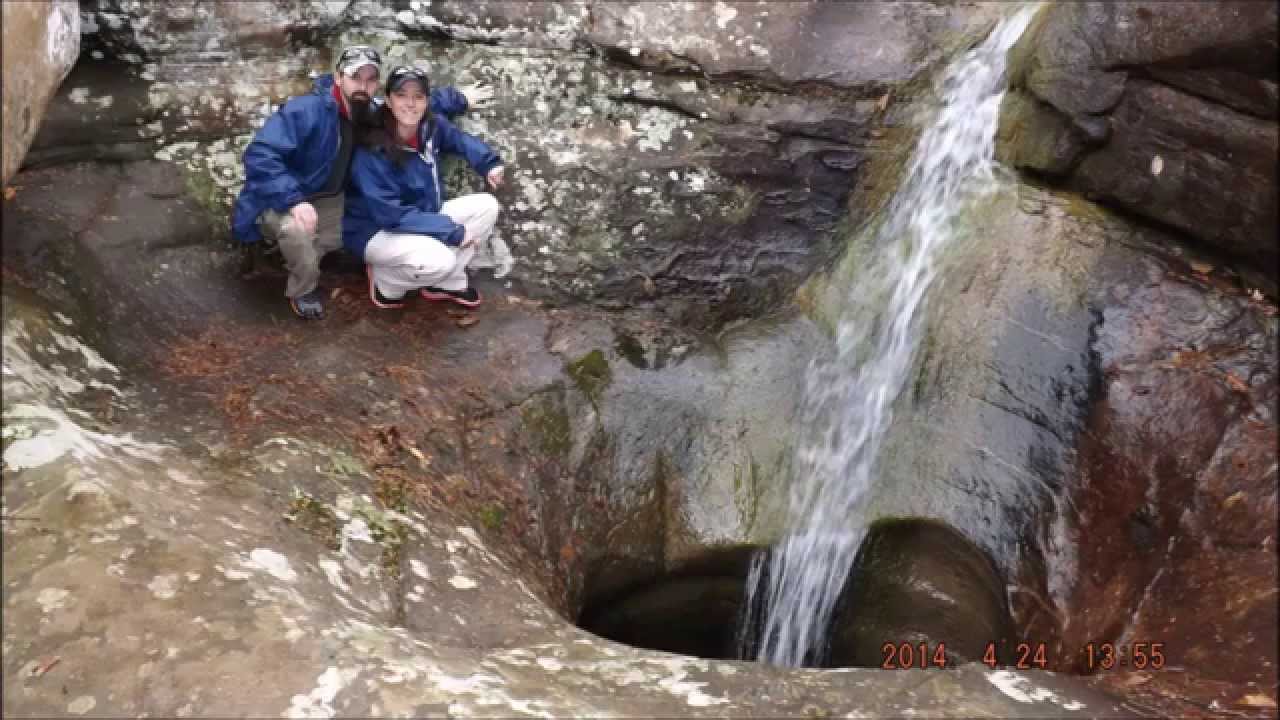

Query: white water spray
[[745, 7, 1039, 667]]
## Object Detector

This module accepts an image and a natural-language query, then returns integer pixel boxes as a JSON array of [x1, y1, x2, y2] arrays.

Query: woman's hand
[[486, 166, 505, 190], [460, 82, 495, 110], [459, 226, 477, 249], [289, 201, 318, 235]]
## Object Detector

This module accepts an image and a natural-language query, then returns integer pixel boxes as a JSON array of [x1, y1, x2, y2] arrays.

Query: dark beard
[[348, 94, 376, 127]]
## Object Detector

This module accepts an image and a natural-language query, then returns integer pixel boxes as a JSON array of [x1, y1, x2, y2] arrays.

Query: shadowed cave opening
[[573, 519, 1027, 670], [575, 547, 757, 661]]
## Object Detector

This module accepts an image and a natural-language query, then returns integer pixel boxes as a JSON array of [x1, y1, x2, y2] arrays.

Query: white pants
[[365, 193, 500, 299]]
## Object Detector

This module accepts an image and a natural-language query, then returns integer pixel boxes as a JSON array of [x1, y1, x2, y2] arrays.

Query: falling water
[[742, 7, 1040, 667]]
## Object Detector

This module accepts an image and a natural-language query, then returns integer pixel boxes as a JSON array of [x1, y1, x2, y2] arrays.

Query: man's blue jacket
[[231, 74, 468, 244], [342, 114, 502, 259]]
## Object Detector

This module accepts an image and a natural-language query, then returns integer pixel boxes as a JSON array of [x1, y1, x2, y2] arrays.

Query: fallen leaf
[[30, 656, 60, 677], [3, 186, 16, 201], [1238, 694, 1277, 709], [406, 445, 426, 462], [876, 92, 891, 112], [1222, 491, 1245, 509], [1120, 673, 1151, 687], [1225, 372, 1250, 393], [455, 315, 479, 328], [1190, 260, 1213, 275]]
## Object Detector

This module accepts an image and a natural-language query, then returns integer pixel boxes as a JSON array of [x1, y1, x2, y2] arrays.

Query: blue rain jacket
[[343, 114, 501, 259], [231, 74, 469, 243]]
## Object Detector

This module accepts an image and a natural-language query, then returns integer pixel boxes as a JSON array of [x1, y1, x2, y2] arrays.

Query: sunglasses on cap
[[386, 65, 431, 94], [336, 45, 382, 76]]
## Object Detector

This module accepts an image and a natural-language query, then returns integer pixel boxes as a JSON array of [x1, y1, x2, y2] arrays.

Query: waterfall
[[742, 6, 1039, 668]]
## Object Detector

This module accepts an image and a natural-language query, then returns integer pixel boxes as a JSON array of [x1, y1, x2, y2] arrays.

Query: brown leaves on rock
[[29, 656, 60, 677], [1224, 372, 1250, 394], [1238, 693, 1278, 709], [1160, 348, 1255, 398]]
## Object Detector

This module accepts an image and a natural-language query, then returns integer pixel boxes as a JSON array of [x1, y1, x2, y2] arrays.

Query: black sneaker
[[419, 285, 481, 308], [366, 267, 405, 309], [289, 288, 326, 319]]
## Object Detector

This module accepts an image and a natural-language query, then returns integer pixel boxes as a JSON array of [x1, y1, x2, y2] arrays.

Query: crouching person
[[345, 65, 505, 310], [232, 47, 482, 319]]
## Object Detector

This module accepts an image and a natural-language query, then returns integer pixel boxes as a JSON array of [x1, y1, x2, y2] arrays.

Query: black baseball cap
[[386, 65, 430, 94]]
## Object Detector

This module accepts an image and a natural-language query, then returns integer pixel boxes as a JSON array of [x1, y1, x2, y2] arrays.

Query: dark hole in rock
[[575, 520, 1023, 670], [734, 518, 1026, 670], [576, 547, 758, 661]]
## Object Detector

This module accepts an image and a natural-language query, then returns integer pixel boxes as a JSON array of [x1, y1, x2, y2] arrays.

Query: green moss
[[325, 451, 367, 478], [566, 349, 612, 407], [478, 504, 506, 531], [613, 333, 647, 369], [182, 166, 230, 233], [284, 490, 342, 551], [353, 501, 405, 580], [720, 185, 760, 225], [521, 393, 573, 457]]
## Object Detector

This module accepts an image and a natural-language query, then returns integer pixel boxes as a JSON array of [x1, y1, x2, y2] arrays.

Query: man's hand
[[459, 226, 477, 250], [460, 82, 495, 110], [486, 166, 505, 191], [289, 202, 318, 236]]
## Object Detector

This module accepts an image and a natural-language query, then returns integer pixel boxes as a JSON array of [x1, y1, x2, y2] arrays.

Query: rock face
[[995, 1, 1279, 284], [27, 0, 1003, 329], [1, 158, 1122, 718], [812, 178, 1278, 715], [0, 0, 79, 185]]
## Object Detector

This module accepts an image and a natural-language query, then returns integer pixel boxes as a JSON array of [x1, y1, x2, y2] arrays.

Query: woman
[[344, 65, 505, 309]]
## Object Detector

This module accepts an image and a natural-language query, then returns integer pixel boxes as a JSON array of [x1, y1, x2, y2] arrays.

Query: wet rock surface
[[1033, 237, 1278, 717], [995, 1, 1279, 284], [803, 172, 1277, 715], [4, 2, 1274, 717], [1, 156, 1123, 717], [828, 518, 1014, 669]]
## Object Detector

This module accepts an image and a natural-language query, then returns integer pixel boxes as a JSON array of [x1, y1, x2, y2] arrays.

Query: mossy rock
[[566, 349, 612, 407]]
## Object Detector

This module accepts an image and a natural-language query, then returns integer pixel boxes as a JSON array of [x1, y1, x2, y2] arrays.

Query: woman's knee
[[414, 242, 458, 276], [467, 193, 500, 224]]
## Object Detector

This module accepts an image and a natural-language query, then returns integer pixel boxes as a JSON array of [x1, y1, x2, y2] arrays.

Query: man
[[231, 45, 490, 319]]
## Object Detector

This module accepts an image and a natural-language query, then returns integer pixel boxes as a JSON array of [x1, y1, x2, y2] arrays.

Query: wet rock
[[1, 0, 79, 184], [828, 518, 1013, 668], [1, 203, 1123, 720], [1027, 241, 1278, 709], [802, 171, 1276, 711], [996, 1, 1279, 280]]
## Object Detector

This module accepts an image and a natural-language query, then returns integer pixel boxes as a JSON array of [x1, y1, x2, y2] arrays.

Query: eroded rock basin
[[0, 159, 1134, 718]]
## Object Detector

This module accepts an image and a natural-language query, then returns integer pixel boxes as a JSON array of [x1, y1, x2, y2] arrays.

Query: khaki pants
[[365, 193, 500, 299], [260, 194, 344, 299]]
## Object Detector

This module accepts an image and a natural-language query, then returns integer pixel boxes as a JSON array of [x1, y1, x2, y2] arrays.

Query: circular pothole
[[575, 519, 1018, 669], [576, 547, 757, 661]]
